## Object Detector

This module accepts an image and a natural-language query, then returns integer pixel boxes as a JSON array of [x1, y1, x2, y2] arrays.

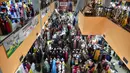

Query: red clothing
[[72, 66, 79, 73], [74, 40, 76, 49], [72, 69, 77, 73], [65, 51, 68, 62], [59, 25, 62, 30], [68, 25, 71, 30], [5, 21, 12, 33], [26, 63, 31, 71]]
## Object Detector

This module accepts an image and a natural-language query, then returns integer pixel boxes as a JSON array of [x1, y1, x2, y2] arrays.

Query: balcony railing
[[81, 4, 130, 32]]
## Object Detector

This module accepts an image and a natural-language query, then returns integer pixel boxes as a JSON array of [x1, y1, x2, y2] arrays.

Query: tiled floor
[[115, 65, 128, 73], [110, 56, 129, 73]]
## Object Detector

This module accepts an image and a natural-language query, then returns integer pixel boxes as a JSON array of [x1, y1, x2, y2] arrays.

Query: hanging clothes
[[94, 50, 100, 61], [15, 3, 21, 18], [106, 54, 112, 61], [6, 16, 13, 32], [68, 1, 72, 12], [65, 51, 68, 63], [17, 64, 26, 73], [30, 5, 34, 17], [52, 59, 57, 73], [75, 59, 79, 65], [5, 21, 12, 33], [45, 61, 50, 73], [35, 50, 42, 63], [23, 3, 28, 20], [23, 63, 29, 73], [29, 69, 33, 73], [122, 16, 128, 27], [42, 60, 50, 73], [73, 39, 77, 49], [35, 64, 41, 72], [0, 20, 8, 35], [26, 63, 31, 71], [27, 53, 34, 64], [20, 7, 24, 18], [47, 31, 50, 40], [73, 17, 76, 26]]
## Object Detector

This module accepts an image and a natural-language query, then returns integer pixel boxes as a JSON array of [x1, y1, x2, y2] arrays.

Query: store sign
[[3, 15, 39, 58], [60, 2, 67, 6], [59, 0, 68, 11]]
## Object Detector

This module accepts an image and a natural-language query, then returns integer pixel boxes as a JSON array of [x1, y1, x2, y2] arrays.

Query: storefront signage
[[59, 0, 68, 11], [3, 15, 39, 58], [60, 2, 67, 6]]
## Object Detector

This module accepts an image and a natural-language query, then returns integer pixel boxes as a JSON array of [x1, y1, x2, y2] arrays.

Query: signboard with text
[[59, 0, 68, 11]]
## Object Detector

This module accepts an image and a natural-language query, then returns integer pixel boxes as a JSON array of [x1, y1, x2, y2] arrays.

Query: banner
[[60, 2, 67, 6], [3, 15, 39, 58]]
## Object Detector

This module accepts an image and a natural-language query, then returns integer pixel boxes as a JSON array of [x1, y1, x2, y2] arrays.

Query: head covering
[[61, 58, 64, 61]]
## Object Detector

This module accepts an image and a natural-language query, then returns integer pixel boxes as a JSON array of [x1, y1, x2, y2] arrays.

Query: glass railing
[[0, 1, 54, 44]]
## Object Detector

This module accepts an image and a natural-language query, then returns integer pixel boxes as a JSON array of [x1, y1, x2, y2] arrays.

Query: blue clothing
[[73, 17, 76, 26], [52, 59, 57, 73], [69, 2, 72, 11]]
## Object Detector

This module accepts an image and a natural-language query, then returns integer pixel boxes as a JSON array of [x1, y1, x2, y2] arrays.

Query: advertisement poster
[[3, 16, 39, 58]]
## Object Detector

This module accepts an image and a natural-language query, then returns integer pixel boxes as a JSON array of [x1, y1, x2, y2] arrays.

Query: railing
[[78, 11, 130, 69], [0, 1, 54, 44], [81, 4, 130, 32]]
